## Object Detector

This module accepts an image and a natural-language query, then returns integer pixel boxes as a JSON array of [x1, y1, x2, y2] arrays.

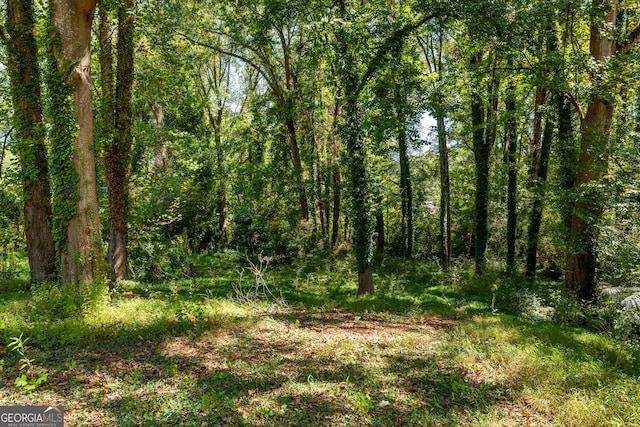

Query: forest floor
[[0, 253, 639, 426]]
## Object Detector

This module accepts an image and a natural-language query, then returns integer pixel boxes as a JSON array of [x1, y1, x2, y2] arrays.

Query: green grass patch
[[0, 253, 638, 425]]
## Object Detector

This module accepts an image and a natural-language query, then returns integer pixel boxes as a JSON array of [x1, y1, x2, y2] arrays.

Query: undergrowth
[[0, 252, 638, 426]]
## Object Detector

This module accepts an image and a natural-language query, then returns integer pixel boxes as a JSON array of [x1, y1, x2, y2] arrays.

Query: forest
[[0, 0, 640, 425]]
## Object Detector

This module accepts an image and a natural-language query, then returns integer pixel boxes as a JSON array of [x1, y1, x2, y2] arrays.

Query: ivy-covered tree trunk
[[104, 0, 135, 281], [556, 94, 577, 238], [340, 92, 373, 293], [336, 1, 373, 294], [435, 110, 451, 271], [471, 89, 489, 275], [504, 80, 518, 274], [526, 111, 554, 278], [5, 0, 56, 283], [470, 54, 497, 275], [48, 0, 104, 284], [564, 0, 617, 300]]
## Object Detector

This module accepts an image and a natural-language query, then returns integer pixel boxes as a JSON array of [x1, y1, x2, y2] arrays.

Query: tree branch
[[174, 31, 283, 102], [564, 92, 585, 125], [357, 12, 445, 94], [617, 24, 640, 56]]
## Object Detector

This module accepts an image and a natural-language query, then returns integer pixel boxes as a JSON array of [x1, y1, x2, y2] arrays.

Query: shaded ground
[[0, 304, 548, 426], [1, 255, 638, 426]]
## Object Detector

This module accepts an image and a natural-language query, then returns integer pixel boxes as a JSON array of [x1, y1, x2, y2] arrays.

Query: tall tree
[[103, 0, 136, 281], [525, 27, 559, 279], [564, 0, 640, 299], [419, 27, 451, 270], [4, 0, 56, 283], [470, 53, 499, 275], [47, 0, 104, 283], [334, 0, 445, 293], [334, 0, 373, 293], [504, 73, 518, 274], [394, 80, 414, 258]]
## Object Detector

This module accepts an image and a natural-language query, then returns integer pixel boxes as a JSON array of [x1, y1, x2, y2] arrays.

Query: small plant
[[615, 295, 640, 369], [8, 334, 48, 391], [353, 390, 372, 413], [9, 334, 33, 371]]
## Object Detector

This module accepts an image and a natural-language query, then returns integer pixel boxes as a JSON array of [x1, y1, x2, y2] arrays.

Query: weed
[[7, 334, 48, 391], [353, 390, 372, 413]]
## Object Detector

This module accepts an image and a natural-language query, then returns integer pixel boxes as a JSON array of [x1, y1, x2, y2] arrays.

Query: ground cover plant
[[0, 253, 639, 426]]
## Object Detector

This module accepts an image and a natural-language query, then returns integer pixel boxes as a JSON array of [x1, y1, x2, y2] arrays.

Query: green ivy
[[44, 7, 79, 265]]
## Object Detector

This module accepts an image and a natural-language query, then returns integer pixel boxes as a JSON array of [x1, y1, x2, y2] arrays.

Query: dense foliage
[[0, 0, 638, 323]]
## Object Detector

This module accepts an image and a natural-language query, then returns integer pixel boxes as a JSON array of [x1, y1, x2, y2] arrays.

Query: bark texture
[[564, 0, 617, 300], [6, 0, 56, 282], [102, 0, 135, 281], [396, 100, 413, 258], [50, 0, 103, 284]]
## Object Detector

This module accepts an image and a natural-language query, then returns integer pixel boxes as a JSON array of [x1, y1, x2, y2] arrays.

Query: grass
[[0, 253, 639, 426]]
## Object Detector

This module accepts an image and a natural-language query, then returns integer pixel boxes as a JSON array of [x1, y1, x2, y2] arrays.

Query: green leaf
[[14, 374, 28, 388]]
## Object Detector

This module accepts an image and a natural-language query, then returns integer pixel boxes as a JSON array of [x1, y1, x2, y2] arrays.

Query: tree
[[418, 26, 451, 270], [564, 0, 640, 300], [100, 0, 136, 281], [525, 27, 559, 279], [4, 0, 56, 282], [504, 70, 518, 274], [334, 0, 447, 292], [469, 51, 500, 275], [47, 0, 104, 283], [175, 0, 313, 222], [334, 0, 373, 293]]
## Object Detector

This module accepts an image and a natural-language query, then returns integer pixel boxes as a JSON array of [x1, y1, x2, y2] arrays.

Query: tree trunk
[[470, 54, 497, 275], [375, 208, 384, 257], [397, 108, 413, 258], [151, 101, 168, 171], [471, 86, 487, 274], [104, 0, 135, 281], [529, 86, 547, 187], [525, 29, 559, 279], [0, 132, 8, 178], [215, 126, 228, 245], [6, 0, 56, 283], [526, 111, 554, 278], [286, 118, 310, 222], [436, 111, 451, 271], [504, 80, 518, 274], [48, 0, 103, 284], [564, 0, 618, 300], [342, 94, 374, 294], [556, 94, 577, 236], [330, 103, 341, 248], [336, 1, 373, 294]]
